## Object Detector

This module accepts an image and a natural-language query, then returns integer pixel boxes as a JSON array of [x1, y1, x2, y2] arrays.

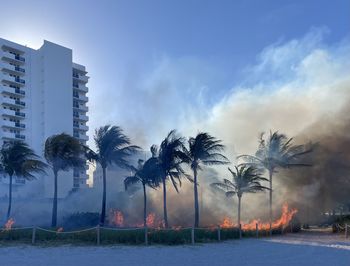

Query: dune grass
[[0, 226, 290, 246]]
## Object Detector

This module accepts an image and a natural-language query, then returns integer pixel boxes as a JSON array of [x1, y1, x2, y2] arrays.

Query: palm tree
[[155, 130, 189, 228], [184, 132, 229, 227], [238, 131, 312, 234], [124, 147, 161, 227], [0, 141, 46, 220], [87, 125, 140, 226], [211, 165, 269, 227], [44, 133, 85, 227]]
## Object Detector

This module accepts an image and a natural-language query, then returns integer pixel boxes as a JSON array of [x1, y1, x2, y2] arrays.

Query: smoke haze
[[2, 28, 350, 227]]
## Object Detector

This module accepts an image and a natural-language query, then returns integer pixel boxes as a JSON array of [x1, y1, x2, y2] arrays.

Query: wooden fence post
[[217, 225, 221, 241], [96, 225, 100, 245], [144, 226, 148, 245], [31, 227, 36, 244], [239, 224, 242, 239], [255, 223, 259, 238], [191, 227, 195, 244]]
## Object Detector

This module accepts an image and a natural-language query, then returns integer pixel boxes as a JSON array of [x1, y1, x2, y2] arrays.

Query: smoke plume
[[2, 28, 349, 227]]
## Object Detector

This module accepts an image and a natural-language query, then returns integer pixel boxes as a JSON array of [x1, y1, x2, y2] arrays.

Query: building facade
[[0, 38, 89, 198]]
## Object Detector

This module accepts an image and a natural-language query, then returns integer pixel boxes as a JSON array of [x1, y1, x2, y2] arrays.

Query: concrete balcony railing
[[78, 75, 89, 83], [2, 97, 25, 108], [74, 114, 88, 121], [73, 73, 88, 83], [1, 85, 26, 97], [73, 83, 88, 92], [2, 109, 16, 117], [79, 105, 88, 112], [2, 74, 25, 86], [1, 62, 25, 75], [2, 131, 17, 140], [79, 134, 89, 141], [73, 103, 88, 112], [77, 124, 89, 131], [2, 109, 25, 119], [73, 93, 88, 102], [2, 51, 25, 64], [2, 120, 25, 129], [73, 123, 88, 131], [2, 132, 25, 140]]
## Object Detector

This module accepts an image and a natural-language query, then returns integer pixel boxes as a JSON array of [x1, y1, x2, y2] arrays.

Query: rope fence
[[0, 223, 291, 245]]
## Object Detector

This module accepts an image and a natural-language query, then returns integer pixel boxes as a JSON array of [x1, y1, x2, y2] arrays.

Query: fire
[[109, 209, 124, 227], [221, 217, 235, 228], [57, 227, 64, 232], [4, 218, 15, 230], [220, 203, 297, 231], [146, 213, 155, 227]]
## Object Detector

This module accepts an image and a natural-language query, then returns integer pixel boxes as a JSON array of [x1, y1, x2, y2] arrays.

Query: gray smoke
[[2, 29, 350, 227]]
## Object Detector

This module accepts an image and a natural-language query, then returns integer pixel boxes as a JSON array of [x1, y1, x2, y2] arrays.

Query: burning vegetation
[[106, 203, 297, 231], [4, 218, 15, 231], [220, 204, 297, 230]]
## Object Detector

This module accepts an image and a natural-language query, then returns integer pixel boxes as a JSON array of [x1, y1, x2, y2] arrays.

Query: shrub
[[62, 212, 99, 230]]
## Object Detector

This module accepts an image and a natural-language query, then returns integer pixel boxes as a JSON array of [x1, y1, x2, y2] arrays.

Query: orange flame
[[109, 209, 124, 227], [146, 213, 155, 227], [221, 217, 235, 228], [4, 218, 15, 230], [220, 203, 297, 230]]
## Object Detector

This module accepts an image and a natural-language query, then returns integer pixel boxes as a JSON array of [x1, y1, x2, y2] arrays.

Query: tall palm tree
[[155, 130, 189, 228], [184, 132, 229, 227], [44, 133, 85, 227], [0, 141, 46, 220], [124, 147, 161, 227], [238, 131, 312, 234], [211, 165, 269, 227], [87, 125, 140, 226]]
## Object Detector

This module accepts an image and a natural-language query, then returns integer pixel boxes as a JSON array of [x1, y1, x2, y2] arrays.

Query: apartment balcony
[[15, 134, 25, 140], [79, 134, 89, 141], [2, 132, 25, 140], [73, 93, 88, 102], [2, 120, 25, 130], [73, 123, 89, 131], [73, 103, 88, 112], [2, 131, 17, 140], [73, 83, 88, 93], [1, 85, 26, 97], [2, 75, 25, 87], [73, 73, 89, 83], [73, 132, 89, 141], [73, 113, 88, 121], [2, 97, 25, 108], [2, 109, 25, 119], [1, 62, 25, 76], [1, 51, 25, 64]]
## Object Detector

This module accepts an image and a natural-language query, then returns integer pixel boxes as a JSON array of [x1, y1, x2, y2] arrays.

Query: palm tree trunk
[[143, 183, 147, 227], [237, 195, 241, 227], [162, 178, 168, 228], [51, 170, 58, 227], [100, 166, 107, 226], [269, 169, 273, 236], [193, 168, 199, 228], [6, 174, 13, 220]]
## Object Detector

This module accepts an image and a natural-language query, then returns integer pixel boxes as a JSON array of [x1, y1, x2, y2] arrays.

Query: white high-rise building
[[0, 38, 89, 198]]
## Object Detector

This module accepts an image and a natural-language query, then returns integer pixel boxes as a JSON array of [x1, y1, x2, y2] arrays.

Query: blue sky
[[0, 0, 349, 148]]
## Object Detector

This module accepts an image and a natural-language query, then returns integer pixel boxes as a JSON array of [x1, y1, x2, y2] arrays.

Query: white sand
[[1, 231, 349, 266]]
